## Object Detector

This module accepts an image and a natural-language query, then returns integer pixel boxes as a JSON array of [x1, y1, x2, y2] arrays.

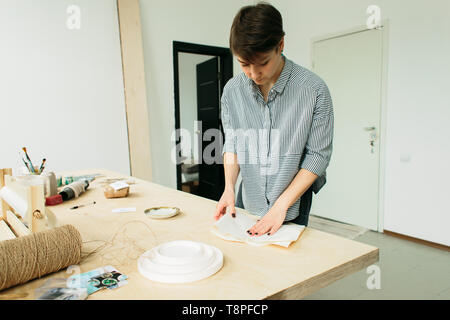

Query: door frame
[[310, 20, 389, 232], [172, 41, 233, 191]]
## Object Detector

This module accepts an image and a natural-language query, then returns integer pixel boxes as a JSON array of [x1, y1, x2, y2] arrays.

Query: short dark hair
[[229, 2, 285, 63]]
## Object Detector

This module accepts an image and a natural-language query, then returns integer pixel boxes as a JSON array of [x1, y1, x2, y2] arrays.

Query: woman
[[214, 2, 334, 237]]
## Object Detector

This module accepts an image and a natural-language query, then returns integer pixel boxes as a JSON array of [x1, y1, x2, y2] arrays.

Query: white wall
[[0, 0, 130, 175], [139, 0, 449, 245]]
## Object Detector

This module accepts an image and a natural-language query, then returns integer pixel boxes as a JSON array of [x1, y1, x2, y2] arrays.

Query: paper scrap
[[213, 213, 305, 247], [37, 287, 88, 300], [112, 207, 136, 213], [66, 265, 128, 295], [109, 181, 129, 191], [210, 228, 292, 247]]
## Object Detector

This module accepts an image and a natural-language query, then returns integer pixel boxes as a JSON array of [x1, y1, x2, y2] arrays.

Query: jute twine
[[0, 224, 82, 291]]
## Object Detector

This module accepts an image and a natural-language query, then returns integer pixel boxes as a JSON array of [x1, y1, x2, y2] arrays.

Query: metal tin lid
[[144, 206, 181, 219]]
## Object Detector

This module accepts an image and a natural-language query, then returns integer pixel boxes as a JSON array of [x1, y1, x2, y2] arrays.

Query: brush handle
[[39, 159, 46, 173], [24, 157, 35, 173], [22, 148, 36, 173], [22, 158, 32, 173]]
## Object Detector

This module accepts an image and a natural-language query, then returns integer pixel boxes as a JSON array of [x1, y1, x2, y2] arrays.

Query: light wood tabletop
[[2, 169, 378, 300]]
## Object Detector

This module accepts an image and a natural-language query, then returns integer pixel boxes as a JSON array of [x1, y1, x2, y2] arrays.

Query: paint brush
[[39, 158, 46, 174], [22, 147, 36, 173], [70, 201, 96, 210], [21, 157, 32, 173]]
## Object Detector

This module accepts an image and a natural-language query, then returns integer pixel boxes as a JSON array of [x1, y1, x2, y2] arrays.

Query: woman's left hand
[[247, 203, 287, 237]]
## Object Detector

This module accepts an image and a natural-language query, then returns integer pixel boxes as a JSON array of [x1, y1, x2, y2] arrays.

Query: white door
[[311, 28, 383, 231]]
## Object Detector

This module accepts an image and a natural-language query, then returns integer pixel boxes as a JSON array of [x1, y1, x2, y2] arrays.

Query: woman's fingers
[[215, 189, 236, 221], [214, 203, 226, 220], [246, 221, 259, 235], [247, 219, 271, 236], [228, 204, 236, 218], [268, 223, 282, 236], [250, 221, 263, 236], [214, 202, 237, 221], [247, 217, 284, 237]]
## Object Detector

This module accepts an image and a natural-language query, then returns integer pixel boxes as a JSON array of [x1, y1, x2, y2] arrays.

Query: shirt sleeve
[[221, 93, 237, 156], [300, 83, 334, 177]]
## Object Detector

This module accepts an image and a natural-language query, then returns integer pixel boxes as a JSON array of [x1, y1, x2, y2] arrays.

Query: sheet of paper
[[210, 228, 292, 247], [112, 207, 136, 213], [109, 181, 129, 191], [213, 213, 305, 247]]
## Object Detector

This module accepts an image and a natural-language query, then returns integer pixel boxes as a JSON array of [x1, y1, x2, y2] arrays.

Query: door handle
[[365, 127, 378, 154]]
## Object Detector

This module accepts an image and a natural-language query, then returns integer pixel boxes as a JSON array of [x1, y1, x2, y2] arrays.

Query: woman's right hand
[[214, 187, 236, 221]]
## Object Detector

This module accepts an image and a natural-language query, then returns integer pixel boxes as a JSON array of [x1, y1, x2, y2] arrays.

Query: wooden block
[[29, 184, 47, 233], [0, 219, 16, 241], [1, 169, 8, 220], [0, 169, 4, 187], [6, 210, 31, 237], [1, 168, 13, 187], [104, 186, 129, 198]]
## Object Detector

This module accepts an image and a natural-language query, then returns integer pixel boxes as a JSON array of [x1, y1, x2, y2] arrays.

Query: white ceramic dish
[[144, 207, 180, 219], [155, 240, 204, 264], [138, 240, 223, 283]]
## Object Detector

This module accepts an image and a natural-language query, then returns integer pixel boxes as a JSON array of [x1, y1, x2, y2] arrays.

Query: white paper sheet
[[0, 186, 28, 218], [210, 228, 292, 247], [109, 181, 129, 191], [112, 207, 136, 213], [212, 213, 305, 247]]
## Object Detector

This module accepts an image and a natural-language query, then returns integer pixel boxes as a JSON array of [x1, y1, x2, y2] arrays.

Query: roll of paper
[[0, 186, 28, 218]]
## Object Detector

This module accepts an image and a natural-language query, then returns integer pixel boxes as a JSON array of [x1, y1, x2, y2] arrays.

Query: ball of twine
[[0, 224, 82, 291]]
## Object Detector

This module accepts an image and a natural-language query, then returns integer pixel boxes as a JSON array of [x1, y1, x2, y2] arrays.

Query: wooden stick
[[1, 169, 5, 220], [0, 219, 16, 241], [6, 210, 31, 237], [0, 168, 13, 221], [30, 184, 47, 233]]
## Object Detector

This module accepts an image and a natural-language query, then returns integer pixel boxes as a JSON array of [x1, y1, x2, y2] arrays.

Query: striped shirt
[[220, 56, 334, 221]]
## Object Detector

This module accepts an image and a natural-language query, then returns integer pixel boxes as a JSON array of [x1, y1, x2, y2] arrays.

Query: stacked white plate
[[137, 240, 223, 283]]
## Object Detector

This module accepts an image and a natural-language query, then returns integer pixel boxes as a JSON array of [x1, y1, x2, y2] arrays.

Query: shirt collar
[[272, 56, 292, 94], [247, 56, 293, 99]]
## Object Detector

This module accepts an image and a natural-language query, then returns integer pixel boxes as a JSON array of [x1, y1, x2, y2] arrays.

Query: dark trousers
[[288, 185, 313, 226], [235, 182, 313, 227]]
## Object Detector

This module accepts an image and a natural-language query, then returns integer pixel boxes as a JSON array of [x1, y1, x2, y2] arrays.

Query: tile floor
[[303, 230, 450, 300]]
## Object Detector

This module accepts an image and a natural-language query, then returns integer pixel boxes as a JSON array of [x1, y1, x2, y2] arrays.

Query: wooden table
[[2, 169, 378, 300]]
